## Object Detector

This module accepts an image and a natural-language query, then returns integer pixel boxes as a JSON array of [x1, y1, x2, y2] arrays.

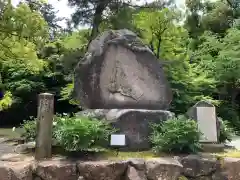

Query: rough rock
[[186, 100, 222, 141], [127, 158, 146, 171], [73, 29, 172, 110], [223, 157, 240, 180], [1, 156, 240, 180], [180, 155, 228, 180], [14, 142, 35, 154], [180, 155, 218, 178], [126, 166, 146, 180], [146, 158, 183, 180], [77, 160, 128, 180], [0, 161, 33, 180], [77, 109, 173, 150], [126, 159, 147, 180], [35, 158, 77, 180]]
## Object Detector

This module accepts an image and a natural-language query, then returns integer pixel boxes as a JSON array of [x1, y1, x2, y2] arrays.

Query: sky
[[12, 0, 186, 27]]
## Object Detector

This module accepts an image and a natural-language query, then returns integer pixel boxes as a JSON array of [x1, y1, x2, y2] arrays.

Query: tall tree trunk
[[149, 38, 154, 52], [87, 1, 109, 49], [156, 36, 162, 59]]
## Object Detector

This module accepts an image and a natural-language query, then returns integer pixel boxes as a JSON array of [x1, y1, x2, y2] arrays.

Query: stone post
[[35, 93, 54, 160]]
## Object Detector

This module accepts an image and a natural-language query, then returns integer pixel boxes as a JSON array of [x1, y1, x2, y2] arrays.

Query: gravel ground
[[0, 138, 14, 155]]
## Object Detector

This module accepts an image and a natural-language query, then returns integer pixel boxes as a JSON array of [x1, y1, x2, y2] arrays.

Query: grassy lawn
[[0, 127, 23, 139]]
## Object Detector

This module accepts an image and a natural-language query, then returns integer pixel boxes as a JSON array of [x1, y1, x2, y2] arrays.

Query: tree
[[133, 8, 217, 114], [184, 0, 205, 38], [193, 28, 240, 127], [40, 30, 89, 106], [134, 8, 180, 58], [185, 0, 240, 38], [24, 0, 64, 39], [0, 1, 49, 125], [67, 0, 174, 43]]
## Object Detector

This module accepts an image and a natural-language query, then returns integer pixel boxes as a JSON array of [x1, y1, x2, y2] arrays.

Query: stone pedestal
[[76, 109, 174, 151]]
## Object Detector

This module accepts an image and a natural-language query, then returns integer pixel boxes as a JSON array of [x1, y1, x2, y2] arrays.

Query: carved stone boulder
[[74, 29, 172, 110]]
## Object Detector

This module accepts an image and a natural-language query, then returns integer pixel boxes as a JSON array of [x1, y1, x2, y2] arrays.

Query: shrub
[[21, 114, 115, 151], [21, 116, 37, 141], [150, 115, 201, 154], [219, 118, 235, 143], [53, 116, 115, 151], [21, 114, 65, 142]]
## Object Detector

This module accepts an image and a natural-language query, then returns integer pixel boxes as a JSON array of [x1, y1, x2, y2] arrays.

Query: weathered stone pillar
[[35, 93, 54, 160]]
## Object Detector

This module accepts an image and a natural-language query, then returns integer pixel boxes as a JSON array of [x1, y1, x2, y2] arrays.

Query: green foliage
[[219, 118, 235, 143], [20, 114, 64, 142], [54, 116, 115, 151], [133, 8, 218, 114], [21, 117, 37, 141], [134, 8, 180, 58], [178, 176, 188, 180], [150, 116, 201, 153], [0, 91, 12, 111], [193, 28, 240, 127], [0, 1, 49, 117], [21, 114, 115, 151]]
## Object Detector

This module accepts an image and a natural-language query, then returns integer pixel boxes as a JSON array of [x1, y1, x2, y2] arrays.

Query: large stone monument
[[74, 29, 173, 150]]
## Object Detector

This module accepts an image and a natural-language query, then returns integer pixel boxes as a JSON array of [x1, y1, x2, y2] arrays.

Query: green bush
[[21, 114, 64, 142], [21, 116, 37, 141], [150, 115, 201, 154], [219, 118, 235, 143], [53, 116, 115, 151], [21, 114, 116, 151]]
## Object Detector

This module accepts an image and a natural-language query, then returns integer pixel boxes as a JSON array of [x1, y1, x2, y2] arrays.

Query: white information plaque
[[110, 134, 126, 146], [196, 107, 218, 143]]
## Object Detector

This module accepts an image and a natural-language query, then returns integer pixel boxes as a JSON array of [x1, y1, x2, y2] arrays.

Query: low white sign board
[[110, 134, 126, 146], [196, 107, 218, 143]]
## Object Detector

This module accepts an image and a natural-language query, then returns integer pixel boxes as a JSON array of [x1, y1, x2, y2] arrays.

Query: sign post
[[110, 134, 126, 156]]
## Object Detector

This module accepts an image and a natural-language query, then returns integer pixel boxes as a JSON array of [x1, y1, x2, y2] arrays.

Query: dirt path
[[0, 138, 14, 155]]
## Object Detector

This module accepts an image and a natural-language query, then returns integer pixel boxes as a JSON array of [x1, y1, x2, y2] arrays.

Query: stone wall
[[0, 154, 240, 180]]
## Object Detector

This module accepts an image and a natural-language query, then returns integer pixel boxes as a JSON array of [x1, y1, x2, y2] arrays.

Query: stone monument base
[[76, 109, 174, 151], [200, 143, 225, 153]]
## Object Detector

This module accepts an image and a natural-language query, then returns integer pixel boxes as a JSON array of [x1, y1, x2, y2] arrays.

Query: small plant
[[21, 113, 71, 142], [178, 176, 188, 180], [21, 114, 115, 152], [219, 118, 235, 143], [21, 116, 37, 141], [53, 116, 116, 151], [150, 115, 201, 154]]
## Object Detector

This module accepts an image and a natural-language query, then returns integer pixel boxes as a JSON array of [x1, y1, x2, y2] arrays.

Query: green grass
[[98, 150, 161, 160], [100, 149, 240, 160], [214, 149, 240, 158], [0, 127, 23, 139]]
